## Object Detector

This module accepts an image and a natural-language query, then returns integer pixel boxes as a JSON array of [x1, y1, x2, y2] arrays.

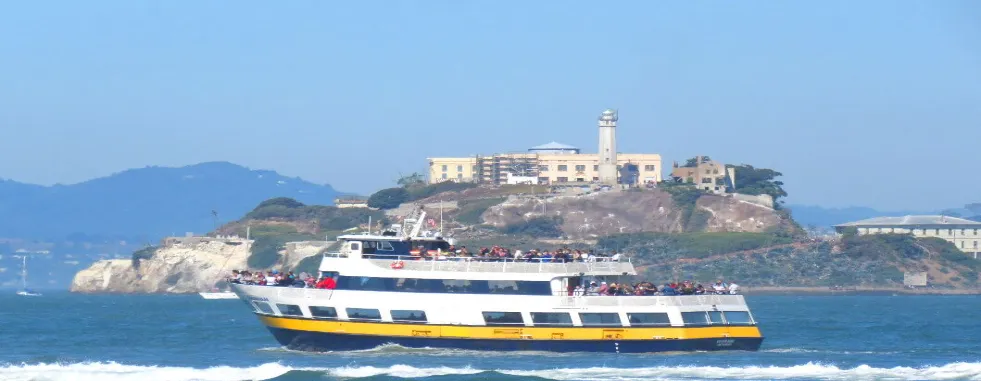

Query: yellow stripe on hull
[[257, 315, 763, 341]]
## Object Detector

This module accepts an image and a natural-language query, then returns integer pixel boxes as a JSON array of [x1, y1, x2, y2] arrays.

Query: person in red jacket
[[315, 276, 336, 290]]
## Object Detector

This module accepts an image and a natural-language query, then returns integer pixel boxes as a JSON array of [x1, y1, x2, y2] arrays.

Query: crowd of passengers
[[226, 269, 740, 295], [573, 279, 740, 296], [406, 245, 624, 262]]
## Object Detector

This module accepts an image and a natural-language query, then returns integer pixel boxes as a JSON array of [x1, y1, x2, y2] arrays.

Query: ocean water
[[0, 293, 979, 381]]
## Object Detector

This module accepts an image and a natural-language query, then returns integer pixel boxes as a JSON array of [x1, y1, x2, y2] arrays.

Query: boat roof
[[337, 233, 446, 242]]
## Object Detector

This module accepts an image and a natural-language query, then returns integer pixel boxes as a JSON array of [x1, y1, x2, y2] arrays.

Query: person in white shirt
[[728, 282, 740, 294]]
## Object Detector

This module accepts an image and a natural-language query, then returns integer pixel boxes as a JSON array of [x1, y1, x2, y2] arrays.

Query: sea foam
[[2, 361, 981, 381]]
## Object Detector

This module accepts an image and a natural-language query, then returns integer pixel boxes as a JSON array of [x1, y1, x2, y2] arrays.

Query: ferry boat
[[231, 212, 763, 353]]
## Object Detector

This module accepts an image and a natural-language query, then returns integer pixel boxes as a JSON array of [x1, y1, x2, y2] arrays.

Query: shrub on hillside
[[407, 182, 477, 201], [367, 187, 410, 209], [455, 198, 506, 225], [131, 245, 158, 269], [500, 216, 564, 238]]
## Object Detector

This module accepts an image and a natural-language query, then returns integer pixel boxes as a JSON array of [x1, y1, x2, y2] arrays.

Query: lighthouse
[[597, 108, 618, 185]]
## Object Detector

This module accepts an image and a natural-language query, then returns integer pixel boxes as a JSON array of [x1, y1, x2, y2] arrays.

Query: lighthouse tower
[[597, 108, 618, 185]]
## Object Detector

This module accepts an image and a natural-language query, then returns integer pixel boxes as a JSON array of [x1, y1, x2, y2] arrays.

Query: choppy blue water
[[1, 293, 979, 381]]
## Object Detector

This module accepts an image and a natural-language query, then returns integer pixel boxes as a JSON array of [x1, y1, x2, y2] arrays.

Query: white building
[[834, 215, 981, 258]]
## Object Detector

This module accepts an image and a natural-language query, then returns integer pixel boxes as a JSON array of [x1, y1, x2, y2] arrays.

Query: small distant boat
[[199, 290, 239, 300], [16, 256, 42, 297]]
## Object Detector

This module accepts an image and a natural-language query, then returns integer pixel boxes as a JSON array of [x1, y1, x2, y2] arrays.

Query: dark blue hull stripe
[[267, 327, 764, 353]]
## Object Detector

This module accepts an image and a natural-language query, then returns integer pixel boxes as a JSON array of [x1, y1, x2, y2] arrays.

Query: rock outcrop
[[71, 238, 252, 293], [481, 190, 790, 239]]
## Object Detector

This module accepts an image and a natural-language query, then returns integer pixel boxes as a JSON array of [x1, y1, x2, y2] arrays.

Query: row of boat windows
[[256, 302, 755, 327], [334, 276, 553, 295]]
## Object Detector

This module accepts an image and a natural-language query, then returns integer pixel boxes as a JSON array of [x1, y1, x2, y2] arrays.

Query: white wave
[[0, 361, 291, 381], [3, 361, 981, 381], [328, 362, 981, 381]]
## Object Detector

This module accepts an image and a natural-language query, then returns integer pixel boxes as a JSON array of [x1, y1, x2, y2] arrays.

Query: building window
[[441, 165, 447, 171], [441, 173, 447, 179], [575, 165, 586, 171], [457, 174, 462, 180], [457, 165, 463, 172], [576, 178, 584, 182], [538, 177, 549, 184], [592, 177, 599, 181], [962, 229, 967, 235], [949, 229, 953, 235], [558, 165, 568, 171], [557, 177, 568, 183], [936, 229, 940, 235], [975, 241, 978, 249], [701, 178, 712, 184], [593, 165, 598, 171], [644, 165, 656, 171], [961, 241, 965, 249], [539, 165, 548, 171], [975, 229, 978, 235], [705, 170, 711, 175], [472, 165, 478, 172]]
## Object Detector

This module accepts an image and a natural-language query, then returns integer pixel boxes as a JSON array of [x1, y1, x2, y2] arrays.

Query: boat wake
[[2, 361, 981, 381]]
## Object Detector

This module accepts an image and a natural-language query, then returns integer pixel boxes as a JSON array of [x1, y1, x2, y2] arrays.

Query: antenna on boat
[[368, 216, 372, 235]]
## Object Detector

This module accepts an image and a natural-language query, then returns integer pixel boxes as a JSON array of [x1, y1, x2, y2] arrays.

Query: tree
[[367, 187, 410, 210], [727, 164, 788, 204], [397, 172, 426, 188], [684, 156, 711, 167]]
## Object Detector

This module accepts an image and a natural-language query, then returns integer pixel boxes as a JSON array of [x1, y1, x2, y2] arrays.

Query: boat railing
[[554, 294, 747, 308], [344, 254, 635, 274]]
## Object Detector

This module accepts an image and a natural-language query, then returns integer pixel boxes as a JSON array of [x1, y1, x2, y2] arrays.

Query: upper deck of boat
[[320, 252, 637, 277]]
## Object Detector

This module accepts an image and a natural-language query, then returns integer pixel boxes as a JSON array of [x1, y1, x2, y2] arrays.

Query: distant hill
[[785, 205, 925, 228], [0, 162, 344, 242]]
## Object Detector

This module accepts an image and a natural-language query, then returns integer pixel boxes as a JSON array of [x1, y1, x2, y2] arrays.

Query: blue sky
[[1, 1, 979, 210]]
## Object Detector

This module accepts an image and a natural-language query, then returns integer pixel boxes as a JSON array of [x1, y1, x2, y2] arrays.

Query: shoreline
[[742, 286, 981, 295]]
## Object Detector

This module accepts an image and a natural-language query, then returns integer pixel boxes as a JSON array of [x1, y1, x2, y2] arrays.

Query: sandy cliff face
[[482, 190, 787, 238], [70, 239, 252, 293]]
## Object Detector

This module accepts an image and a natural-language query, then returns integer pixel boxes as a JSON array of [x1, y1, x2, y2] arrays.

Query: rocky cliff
[[479, 189, 788, 239], [71, 238, 252, 293]]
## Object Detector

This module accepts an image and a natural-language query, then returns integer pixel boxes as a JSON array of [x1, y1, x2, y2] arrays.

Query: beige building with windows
[[669, 156, 735, 194], [834, 215, 981, 258], [428, 145, 661, 186]]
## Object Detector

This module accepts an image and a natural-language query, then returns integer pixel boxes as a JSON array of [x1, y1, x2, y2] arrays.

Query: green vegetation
[[246, 198, 387, 231], [727, 164, 788, 206], [842, 233, 925, 261], [131, 245, 158, 269], [241, 198, 386, 268], [455, 197, 506, 225], [247, 224, 319, 269], [406, 181, 477, 201], [598, 232, 790, 260], [660, 184, 704, 231], [367, 187, 409, 210], [500, 216, 564, 238]]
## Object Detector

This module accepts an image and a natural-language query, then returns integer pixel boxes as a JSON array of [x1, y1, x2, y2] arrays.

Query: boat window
[[335, 276, 551, 295], [627, 313, 671, 326], [579, 313, 622, 327], [482, 312, 524, 325], [378, 241, 394, 251], [252, 301, 274, 315], [346, 308, 382, 321], [391, 310, 428, 322], [681, 311, 712, 326], [723, 311, 755, 325], [350, 242, 361, 251], [276, 304, 303, 317], [531, 312, 573, 326], [309, 306, 338, 319], [708, 311, 725, 325]]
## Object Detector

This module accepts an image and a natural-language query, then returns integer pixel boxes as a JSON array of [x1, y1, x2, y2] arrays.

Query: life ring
[[390, 261, 405, 269]]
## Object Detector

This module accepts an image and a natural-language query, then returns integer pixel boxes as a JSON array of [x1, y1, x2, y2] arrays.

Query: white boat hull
[[17, 290, 41, 297], [199, 291, 239, 300]]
